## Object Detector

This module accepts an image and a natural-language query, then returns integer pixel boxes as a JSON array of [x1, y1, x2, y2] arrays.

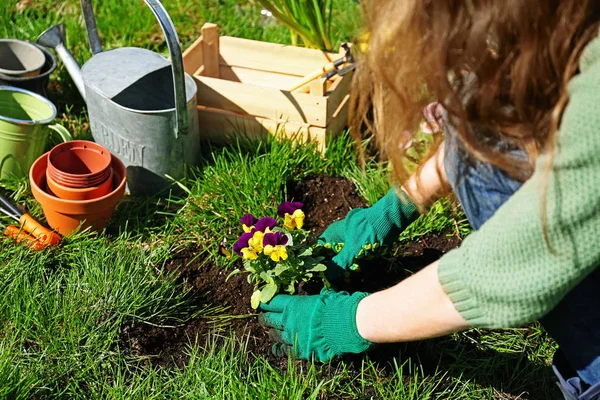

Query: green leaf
[[308, 263, 327, 272], [251, 290, 262, 309], [298, 248, 313, 257], [260, 271, 274, 283], [244, 260, 255, 273], [286, 281, 296, 294], [273, 263, 289, 276], [225, 268, 241, 282], [260, 283, 278, 303]]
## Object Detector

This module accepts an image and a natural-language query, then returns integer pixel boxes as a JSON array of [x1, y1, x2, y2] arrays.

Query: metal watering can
[[37, 0, 199, 196]]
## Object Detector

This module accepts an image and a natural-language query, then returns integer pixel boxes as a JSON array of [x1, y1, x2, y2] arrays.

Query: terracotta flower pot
[[47, 140, 111, 188], [46, 167, 113, 201], [30, 152, 126, 235]]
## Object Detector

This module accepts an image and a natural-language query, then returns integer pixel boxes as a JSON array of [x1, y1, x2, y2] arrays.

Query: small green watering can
[[0, 86, 72, 180]]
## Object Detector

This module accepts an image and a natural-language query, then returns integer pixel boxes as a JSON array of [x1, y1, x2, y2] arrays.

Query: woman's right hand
[[318, 188, 419, 275]]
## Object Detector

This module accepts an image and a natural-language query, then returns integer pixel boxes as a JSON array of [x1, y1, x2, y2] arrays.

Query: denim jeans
[[442, 109, 600, 398]]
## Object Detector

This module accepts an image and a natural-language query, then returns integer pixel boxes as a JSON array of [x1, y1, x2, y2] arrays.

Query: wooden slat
[[218, 36, 339, 76], [310, 78, 327, 97], [201, 23, 219, 78], [326, 71, 353, 123], [324, 94, 350, 144], [182, 35, 204, 75], [296, 77, 335, 94], [218, 65, 300, 89], [197, 106, 327, 152], [191, 75, 328, 126], [194, 65, 205, 77]]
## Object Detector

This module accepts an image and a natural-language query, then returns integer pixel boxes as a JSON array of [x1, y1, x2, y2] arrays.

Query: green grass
[[0, 1, 562, 398]]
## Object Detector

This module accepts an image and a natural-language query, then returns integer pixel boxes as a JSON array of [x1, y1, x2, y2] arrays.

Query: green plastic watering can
[[0, 86, 72, 180]]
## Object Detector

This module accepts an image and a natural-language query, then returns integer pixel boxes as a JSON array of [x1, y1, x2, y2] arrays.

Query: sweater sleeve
[[438, 36, 600, 328]]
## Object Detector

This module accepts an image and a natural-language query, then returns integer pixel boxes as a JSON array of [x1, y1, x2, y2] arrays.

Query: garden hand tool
[[289, 43, 355, 92], [259, 288, 373, 362], [37, 0, 200, 197], [2, 221, 46, 251], [318, 188, 419, 275], [0, 193, 61, 247]]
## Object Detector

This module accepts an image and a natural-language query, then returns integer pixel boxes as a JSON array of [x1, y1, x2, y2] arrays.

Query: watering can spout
[[36, 24, 86, 101]]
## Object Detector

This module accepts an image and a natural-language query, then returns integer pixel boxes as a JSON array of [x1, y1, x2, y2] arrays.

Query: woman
[[259, 1, 600, 398]]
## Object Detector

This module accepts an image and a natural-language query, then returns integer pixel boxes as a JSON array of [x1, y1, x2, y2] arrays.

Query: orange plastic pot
[[47, 140, 111, 188], [30, 151, 126, 235], [46, 167, 113, 201]]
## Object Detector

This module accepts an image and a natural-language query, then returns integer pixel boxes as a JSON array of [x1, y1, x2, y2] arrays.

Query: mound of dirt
[[286, 175, 368, 237]]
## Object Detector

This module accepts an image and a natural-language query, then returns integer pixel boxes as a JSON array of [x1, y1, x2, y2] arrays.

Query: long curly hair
[[351, 0, 600, 188]]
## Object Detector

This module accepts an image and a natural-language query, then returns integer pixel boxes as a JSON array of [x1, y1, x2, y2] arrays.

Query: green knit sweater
[[438, 34, 600, 328]]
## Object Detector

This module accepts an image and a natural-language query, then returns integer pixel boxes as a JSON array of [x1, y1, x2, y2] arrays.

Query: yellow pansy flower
[[263, 244, 288, 262]]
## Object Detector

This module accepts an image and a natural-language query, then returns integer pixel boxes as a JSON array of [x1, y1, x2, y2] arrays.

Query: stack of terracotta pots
[[29, 140, 127, 235]]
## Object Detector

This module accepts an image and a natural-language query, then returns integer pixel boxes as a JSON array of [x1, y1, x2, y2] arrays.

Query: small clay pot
[[30, 152, 126, 235], [47, 140, 111, 188], [46, 167, 113, 201]]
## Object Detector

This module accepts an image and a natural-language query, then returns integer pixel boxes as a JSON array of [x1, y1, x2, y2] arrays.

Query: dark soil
[[120, 249, 268, 369], [286, 175, 368, 237], [119, 176, 461, 371]]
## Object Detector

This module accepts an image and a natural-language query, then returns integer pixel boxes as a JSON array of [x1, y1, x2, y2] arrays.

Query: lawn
[[1, 0, 561, 398]]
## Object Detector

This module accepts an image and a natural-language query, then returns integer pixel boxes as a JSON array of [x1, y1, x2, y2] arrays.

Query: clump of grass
[[256, 0, 334, 49], [174, 134, 360, 258], [343, 159, 391, 206], [399, 198, 471, 242]]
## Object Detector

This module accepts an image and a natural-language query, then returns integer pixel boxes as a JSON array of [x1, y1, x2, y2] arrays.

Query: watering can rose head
[[277, 201, 305, 230]]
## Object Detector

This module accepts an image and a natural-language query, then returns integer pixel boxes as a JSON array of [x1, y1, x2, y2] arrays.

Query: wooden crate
[[182, 23, 352, 152]]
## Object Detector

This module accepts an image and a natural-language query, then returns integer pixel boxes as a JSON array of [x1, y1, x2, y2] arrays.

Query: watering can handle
[[80, 0, 188, 139], [144, 0, 188, 139], [81, 0, 103, 55]]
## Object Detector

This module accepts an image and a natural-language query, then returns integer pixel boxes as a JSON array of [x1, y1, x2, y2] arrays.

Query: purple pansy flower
[[233, 232, 254, 255], [240, 213, 257, 227], [263, 231, 289, 247], [277, 201, 303, 218], [254, 217, 277, 232]]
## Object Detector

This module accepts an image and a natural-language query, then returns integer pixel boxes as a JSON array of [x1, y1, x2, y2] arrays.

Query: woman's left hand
[[258, 289, 373, 362]]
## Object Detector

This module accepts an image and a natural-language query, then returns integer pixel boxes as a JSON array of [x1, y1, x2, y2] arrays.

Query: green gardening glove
[[318, 188, 419, 272], [258, 289, 373, 362]]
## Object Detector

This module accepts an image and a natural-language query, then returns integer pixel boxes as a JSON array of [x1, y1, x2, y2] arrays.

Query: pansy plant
[[231, 202, 328, 308]]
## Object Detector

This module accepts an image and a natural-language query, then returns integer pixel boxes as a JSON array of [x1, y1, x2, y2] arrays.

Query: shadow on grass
[[352, 337, 559, 399], [329, 247, 561, 399], [106, 194, 184, 240]]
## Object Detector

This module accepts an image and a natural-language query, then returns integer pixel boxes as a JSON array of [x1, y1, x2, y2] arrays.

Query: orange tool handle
[[4, 225, 46, 251], [19, 213, 61, 246]]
